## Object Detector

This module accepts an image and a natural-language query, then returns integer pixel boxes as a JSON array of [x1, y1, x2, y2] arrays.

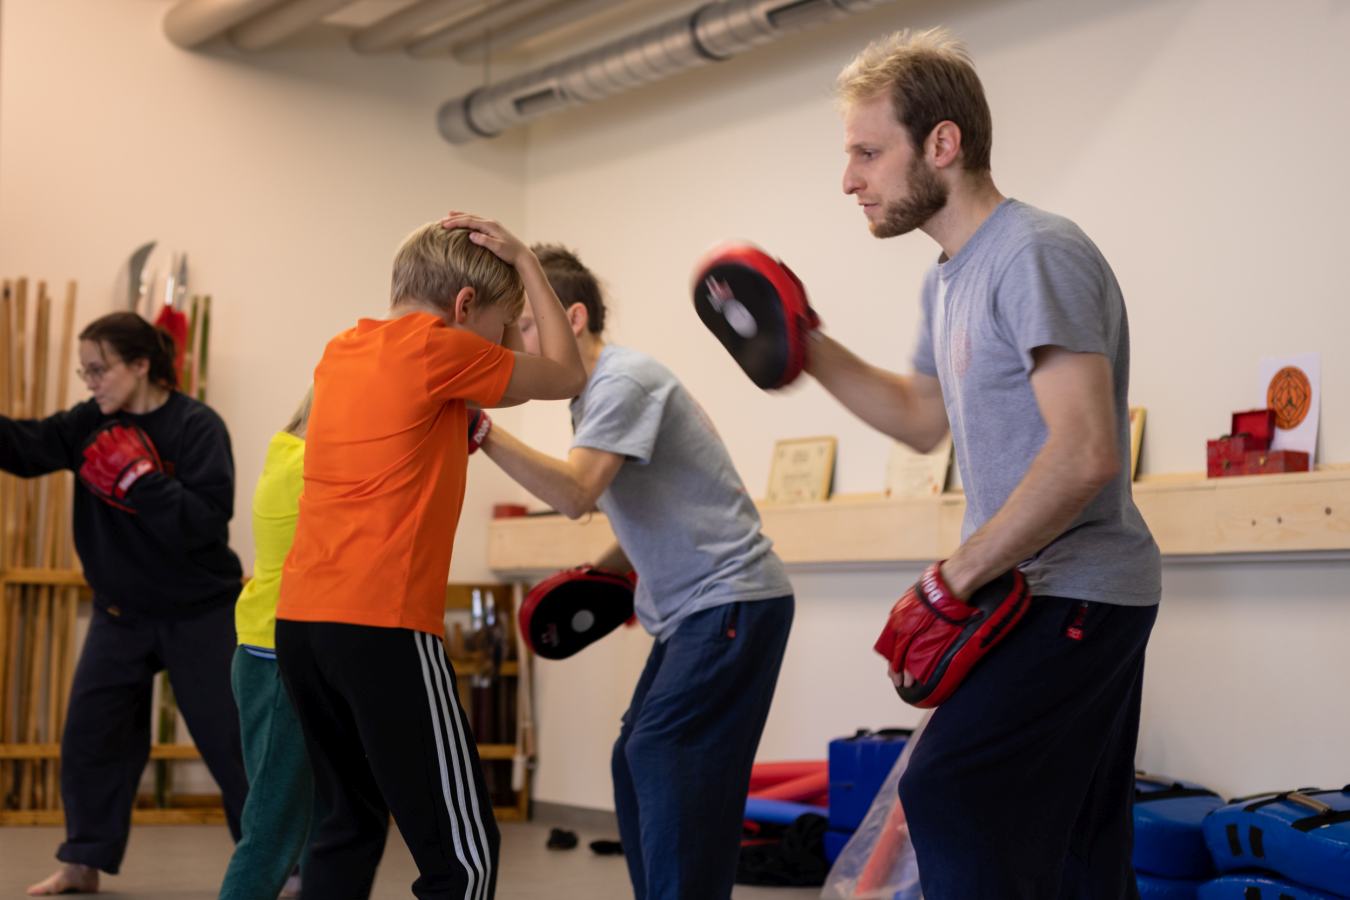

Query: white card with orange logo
[[1258, 353, 1320, 463]]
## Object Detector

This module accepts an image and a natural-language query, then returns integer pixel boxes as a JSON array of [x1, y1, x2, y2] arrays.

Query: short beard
[[871, 156, 948, 238]]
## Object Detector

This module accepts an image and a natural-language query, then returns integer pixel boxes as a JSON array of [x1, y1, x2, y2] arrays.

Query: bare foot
[[26, 863, 99, 895]]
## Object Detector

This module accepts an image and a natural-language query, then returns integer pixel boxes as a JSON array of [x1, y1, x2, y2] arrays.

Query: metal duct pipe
[[450, 0, 629, 65], [437, 0, 894, 144], [350, 0, 481, 55], [407, 0, 561, 59], [228, 0, 359, 51], [163, 0, 290, 48]]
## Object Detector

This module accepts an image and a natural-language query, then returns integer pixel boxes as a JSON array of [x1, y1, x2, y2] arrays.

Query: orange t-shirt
[[277, 312, 515, 635]]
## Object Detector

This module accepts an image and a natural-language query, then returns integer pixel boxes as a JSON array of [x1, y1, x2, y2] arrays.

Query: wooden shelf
[[475, 743, 517, 761], [451, 660, 519, 678], [0, 743, 201, 761], [0, 808, 229, 826], [487, 468, 1350, 575], [0, 567, 89, 588]]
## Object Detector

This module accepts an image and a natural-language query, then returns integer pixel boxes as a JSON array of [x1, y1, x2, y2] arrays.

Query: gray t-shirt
[[913, 199, 1161, 606], [570, 345, 792, 640]]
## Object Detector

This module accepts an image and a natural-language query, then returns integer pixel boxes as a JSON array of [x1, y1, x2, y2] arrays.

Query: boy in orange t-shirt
[[275, 213, 585, 900]]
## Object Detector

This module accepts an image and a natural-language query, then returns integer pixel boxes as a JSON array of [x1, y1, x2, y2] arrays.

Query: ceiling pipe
[[350, 0, 482, 55], [163, 0, 290, 48], [437, 0, 895, 144], [227, 0, 360, 51], [450, 0, 629, 65], [406, 0, 559, 59]]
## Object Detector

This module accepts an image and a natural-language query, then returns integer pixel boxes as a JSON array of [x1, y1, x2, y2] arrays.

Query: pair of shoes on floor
[[544, 827, 624, 856]]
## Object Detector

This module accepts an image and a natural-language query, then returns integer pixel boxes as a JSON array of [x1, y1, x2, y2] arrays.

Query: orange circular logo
[[1266, 366, 1312, 430]]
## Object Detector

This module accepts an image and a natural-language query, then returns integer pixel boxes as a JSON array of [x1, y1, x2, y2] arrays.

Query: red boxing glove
[[873, 562, 1031, 709], [79, 422, 163, 513], [468, 408, 492, 455]]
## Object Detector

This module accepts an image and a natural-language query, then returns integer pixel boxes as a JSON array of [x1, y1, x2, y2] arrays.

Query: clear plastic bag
[[820, 712, 931, 900]]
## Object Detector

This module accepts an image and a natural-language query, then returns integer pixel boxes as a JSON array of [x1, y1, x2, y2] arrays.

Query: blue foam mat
[[1197, 873, 1348, 900], [1203, 788, 1350, 896], [1134, 774, 1225, 880]]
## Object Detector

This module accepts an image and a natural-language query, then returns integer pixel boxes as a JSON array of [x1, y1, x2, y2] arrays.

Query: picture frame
[[1129, 407, 1146, 481], [885, 434, 953, 499], [765, 436, 837, 505]]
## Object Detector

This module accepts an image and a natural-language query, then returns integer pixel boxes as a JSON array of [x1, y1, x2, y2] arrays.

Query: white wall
[[0, 0, 532, 580], [520, 0, 1350, 808]]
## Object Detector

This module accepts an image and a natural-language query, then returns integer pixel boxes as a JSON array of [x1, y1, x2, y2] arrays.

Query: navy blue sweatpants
[[612, 596, 794, 900], [898, 595, 1157, 900], [57, 601, 246, 873]]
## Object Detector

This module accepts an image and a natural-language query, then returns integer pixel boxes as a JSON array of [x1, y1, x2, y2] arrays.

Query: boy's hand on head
[[440, 212, 532, 267]]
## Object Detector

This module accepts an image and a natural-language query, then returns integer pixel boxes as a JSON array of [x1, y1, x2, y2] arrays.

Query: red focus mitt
[[79, 421, 163, 513], [468, 408, 492, 455], [519, 565, 636, 660], [873, 563, 1031, 709], [691, 242, 819, 390]]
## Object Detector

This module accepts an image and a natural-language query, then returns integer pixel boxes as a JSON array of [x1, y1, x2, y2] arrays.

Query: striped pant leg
[[339, 627, 500, 900]]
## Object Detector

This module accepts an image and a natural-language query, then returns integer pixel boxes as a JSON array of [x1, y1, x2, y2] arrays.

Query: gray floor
[[0, 822, 821, 898]]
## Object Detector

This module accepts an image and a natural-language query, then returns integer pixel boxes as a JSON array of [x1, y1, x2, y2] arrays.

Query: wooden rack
[[0, 580, 535, 826], [444, 582, 532, 823], [1, 278, 81, 824]]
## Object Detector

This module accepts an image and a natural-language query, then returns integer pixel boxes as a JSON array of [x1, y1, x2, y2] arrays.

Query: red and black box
[[1206, 408, 1309, 478]]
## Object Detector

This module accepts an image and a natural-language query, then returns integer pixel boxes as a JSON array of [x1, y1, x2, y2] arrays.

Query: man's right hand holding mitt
[[874, 562, 1032, 708]]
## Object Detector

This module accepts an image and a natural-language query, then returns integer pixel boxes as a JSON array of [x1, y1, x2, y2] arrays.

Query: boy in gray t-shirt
[[794, 29, 1159, 899], [570, 344, 791, 639], [475, 245, 793, 900]]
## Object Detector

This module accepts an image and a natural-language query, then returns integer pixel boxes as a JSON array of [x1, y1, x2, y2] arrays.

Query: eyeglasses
[[76, 361, 120, 383]]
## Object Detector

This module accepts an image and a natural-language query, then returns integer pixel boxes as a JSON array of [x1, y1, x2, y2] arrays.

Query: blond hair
[[283, 386, 313, 438], [837, 28, 993, 172], [390, 222, 525, 319]]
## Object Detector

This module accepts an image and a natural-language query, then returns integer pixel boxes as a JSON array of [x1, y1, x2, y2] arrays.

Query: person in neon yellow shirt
[[220, 390, 332, 900]]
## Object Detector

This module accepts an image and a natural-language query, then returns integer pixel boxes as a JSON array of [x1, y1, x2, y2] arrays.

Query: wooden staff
[[196, 294, 211, 401], [0, 281, 11, 805], [12, 279, 29, 566], [28, 283, 53, 808], [4, 279, 30, 809], [56, 280, 79, 809], [15, 283, 51, 808], [44, 282, 76, 809]]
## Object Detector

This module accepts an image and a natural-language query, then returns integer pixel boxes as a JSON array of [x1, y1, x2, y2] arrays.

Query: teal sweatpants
[[219, 647, 314, 900]]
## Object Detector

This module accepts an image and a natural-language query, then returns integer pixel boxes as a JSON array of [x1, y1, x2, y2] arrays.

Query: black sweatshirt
[[0, 392, 243, 619]]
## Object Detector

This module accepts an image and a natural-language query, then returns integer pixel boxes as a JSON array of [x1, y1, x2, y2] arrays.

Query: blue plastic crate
[[828, 728, 910, 832]]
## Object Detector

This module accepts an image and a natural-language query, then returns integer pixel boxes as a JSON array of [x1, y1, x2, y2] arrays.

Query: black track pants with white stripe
[[275, 620, 500, 900]]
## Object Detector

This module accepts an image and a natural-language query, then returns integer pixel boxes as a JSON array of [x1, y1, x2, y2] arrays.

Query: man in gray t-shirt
[[798, 29, 1160, 900], [476, 245, 793, 900], [912, 200, 1161, 606]]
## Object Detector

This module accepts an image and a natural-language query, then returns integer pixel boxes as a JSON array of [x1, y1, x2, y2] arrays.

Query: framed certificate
[[765, 436, 836, 505], [885, 434, 953, 499]]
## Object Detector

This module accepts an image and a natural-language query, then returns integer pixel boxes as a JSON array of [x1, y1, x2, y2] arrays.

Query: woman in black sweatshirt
[[2, 312, 247, 896]]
